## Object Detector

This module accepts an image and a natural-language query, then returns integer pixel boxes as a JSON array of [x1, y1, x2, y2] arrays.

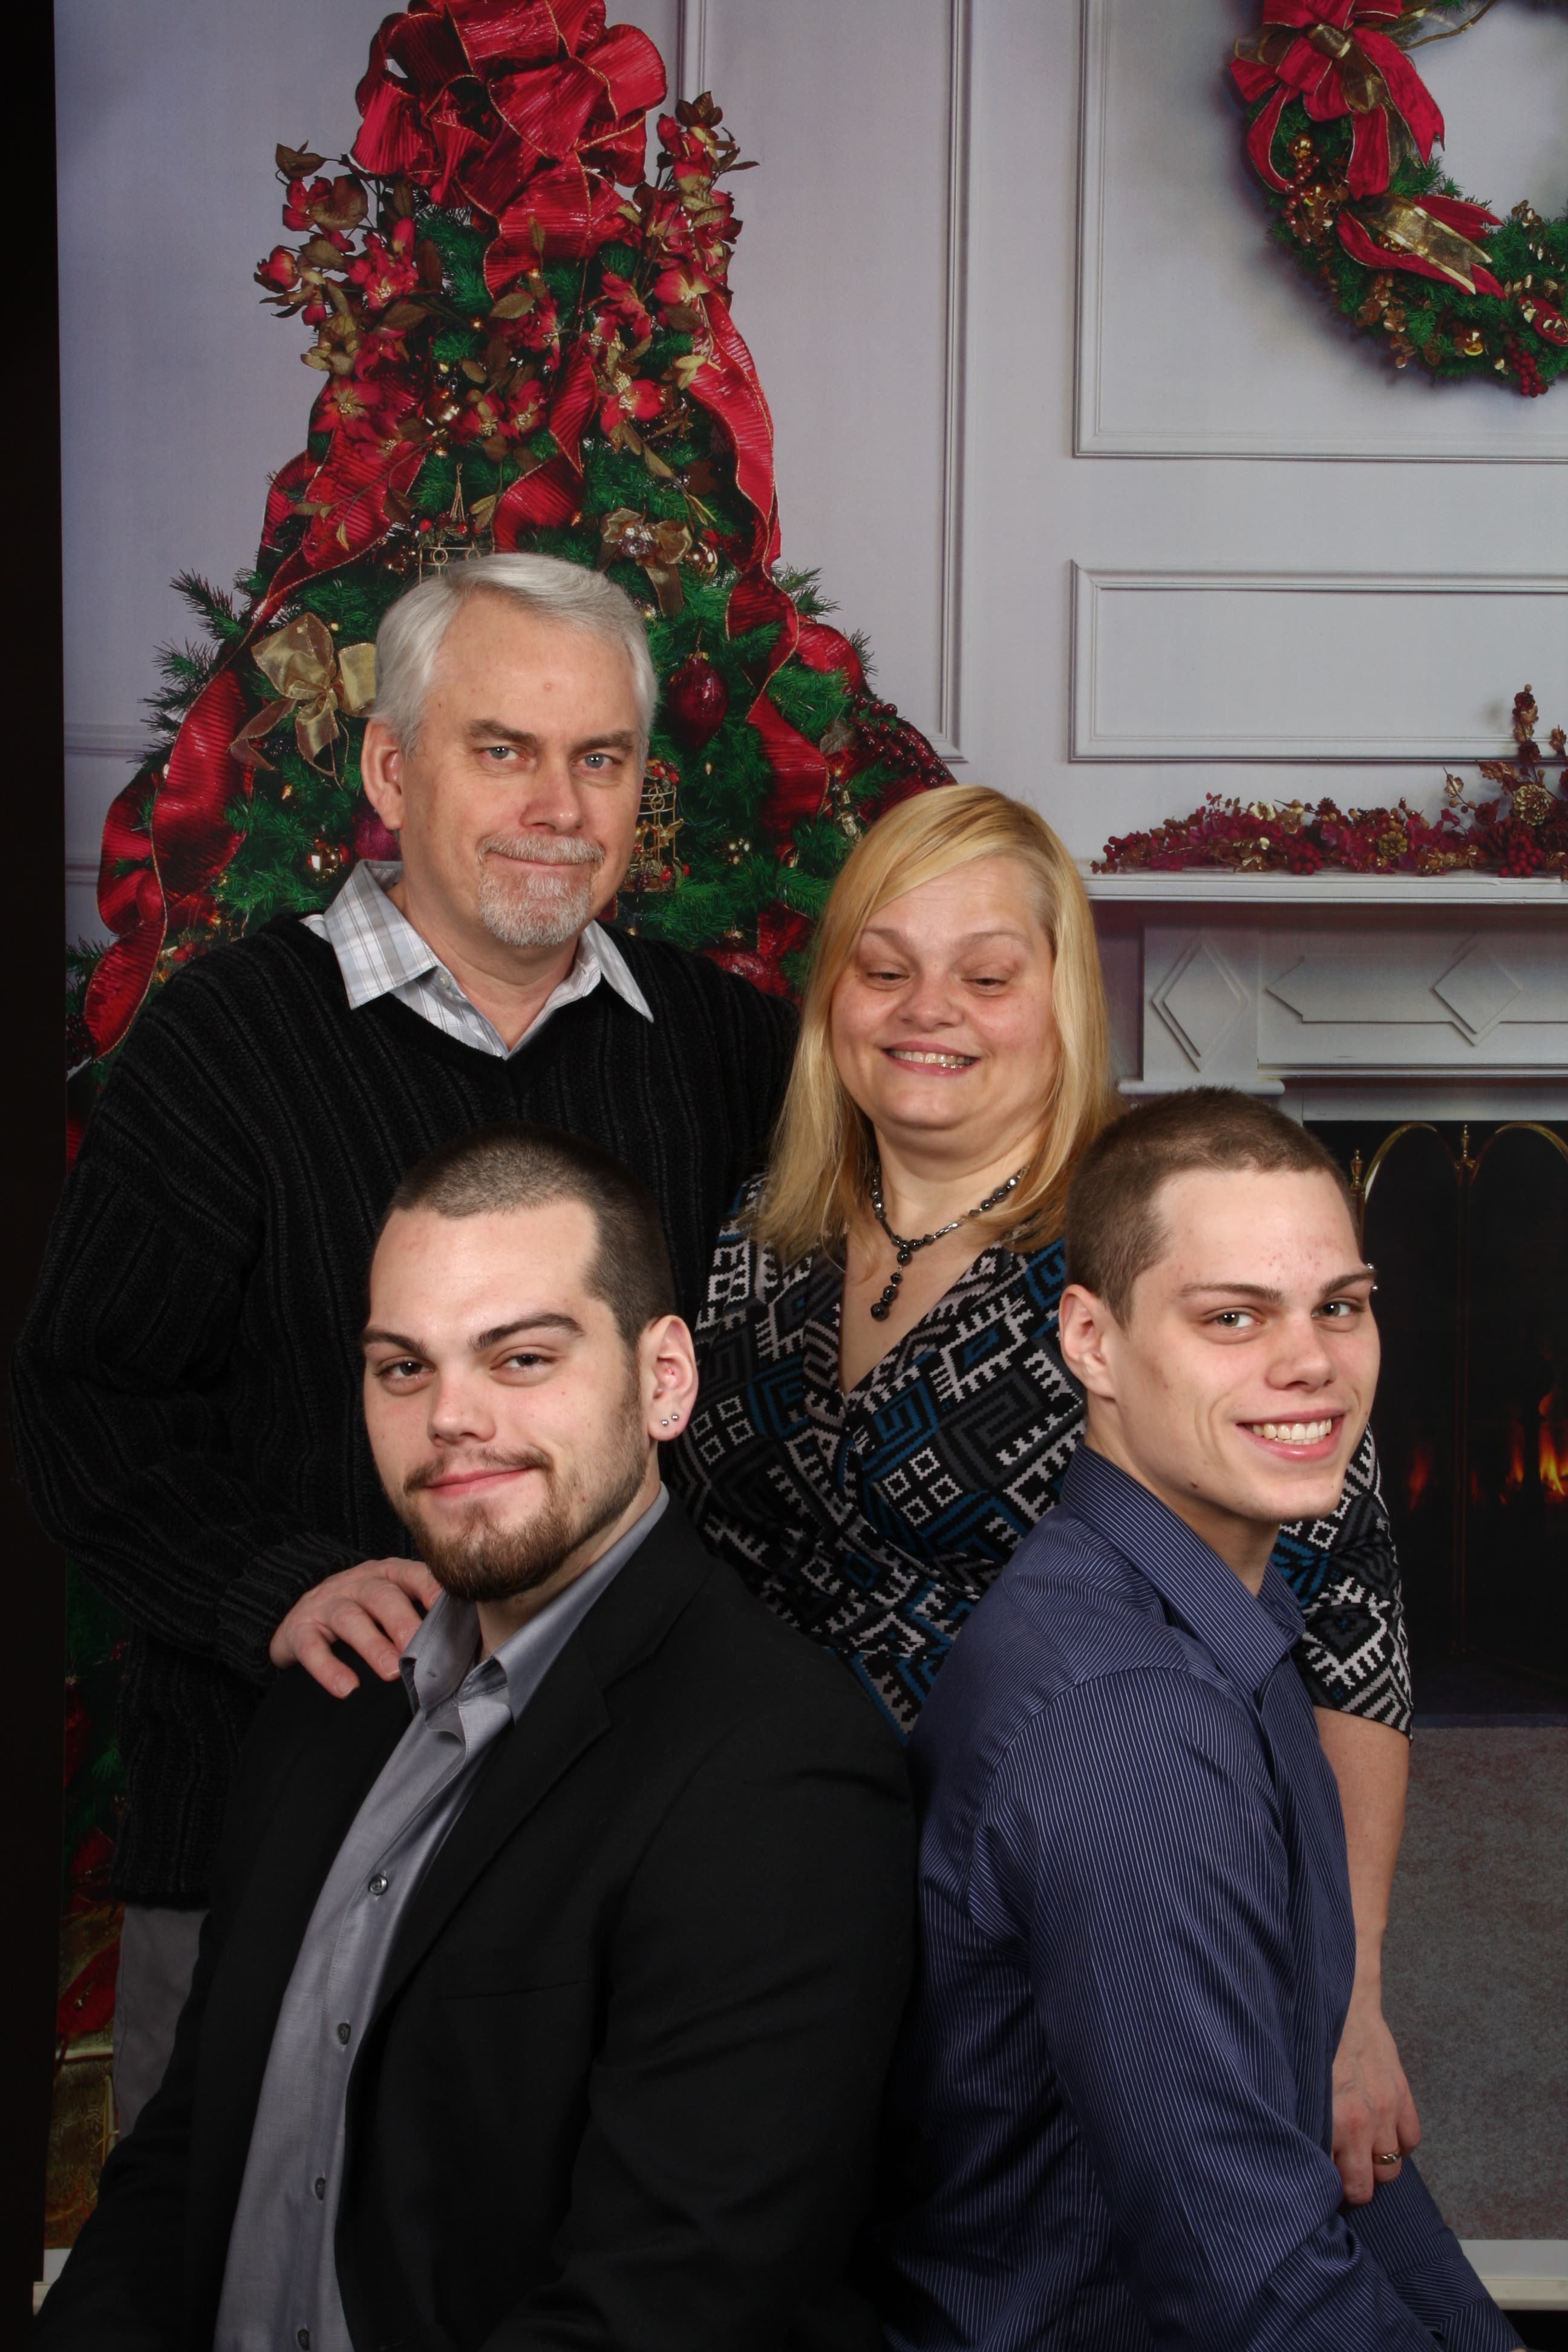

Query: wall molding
[[65, 722, 148, 762], [678, 0, 969, 765], [1070, 566, 1568, 761], [675, 0, 707, 103], [929, 0, 970, 766], [1073, 0, 1568, 465]]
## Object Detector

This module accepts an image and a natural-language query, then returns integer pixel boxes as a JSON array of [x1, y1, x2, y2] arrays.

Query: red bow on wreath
[[1232, 0, 1444, 200]]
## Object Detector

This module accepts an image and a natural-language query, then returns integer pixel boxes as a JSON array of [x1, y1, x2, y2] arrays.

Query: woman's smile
[[883, 1045, 979, 1072]]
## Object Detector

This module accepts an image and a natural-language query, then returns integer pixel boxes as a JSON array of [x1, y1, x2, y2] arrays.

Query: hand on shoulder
[[269, 1557, 440, 1696]]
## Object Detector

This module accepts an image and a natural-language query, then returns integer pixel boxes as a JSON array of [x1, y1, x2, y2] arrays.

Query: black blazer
[[37, 1505, 913, 2352]]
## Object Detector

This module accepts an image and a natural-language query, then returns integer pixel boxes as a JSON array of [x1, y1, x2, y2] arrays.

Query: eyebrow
[[362, 1326, 423, 1354], [1176, 1266, 1376, 1304], [471, 1313, 584, 1349], [361, 1312, 586, 1354], [464, 719, 639, 757], [859, 923, 1030, 949]]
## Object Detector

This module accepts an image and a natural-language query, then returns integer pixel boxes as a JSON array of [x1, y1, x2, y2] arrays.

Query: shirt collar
[[399, 1485, 670, 1724], [316, 858, 653, 1025], [1058, 1446, 1301, 1699]]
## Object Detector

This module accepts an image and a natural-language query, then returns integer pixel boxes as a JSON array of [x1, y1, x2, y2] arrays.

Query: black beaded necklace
[[866, 1163, 1026, 1321]]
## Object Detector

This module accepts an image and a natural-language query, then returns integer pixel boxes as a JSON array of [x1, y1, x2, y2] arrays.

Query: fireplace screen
[[1319, 1122, 1568, 1694]]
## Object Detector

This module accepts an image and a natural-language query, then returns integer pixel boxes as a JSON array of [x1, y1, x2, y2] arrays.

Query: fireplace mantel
[[1082, 869, 1568, 1121]]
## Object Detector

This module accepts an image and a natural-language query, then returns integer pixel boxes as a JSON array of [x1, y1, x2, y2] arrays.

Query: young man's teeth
[[890, 1050, 973, 1068], [1252, 1419, 1334, 1445]]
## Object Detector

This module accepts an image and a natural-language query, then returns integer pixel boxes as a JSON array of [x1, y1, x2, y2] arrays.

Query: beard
[[475, 831, 604, 950], [393, 1393, 649, 1606]]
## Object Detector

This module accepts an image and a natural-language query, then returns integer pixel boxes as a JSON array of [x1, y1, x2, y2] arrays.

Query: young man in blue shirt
[[880, 1088, 1521, 2352]]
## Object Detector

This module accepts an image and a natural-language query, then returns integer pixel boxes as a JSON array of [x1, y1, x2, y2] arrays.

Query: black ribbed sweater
[[13, 916, 797, 1903]]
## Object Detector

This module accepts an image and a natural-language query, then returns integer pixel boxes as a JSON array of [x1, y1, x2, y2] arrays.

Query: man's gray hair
[[370, 554, 659, 751]]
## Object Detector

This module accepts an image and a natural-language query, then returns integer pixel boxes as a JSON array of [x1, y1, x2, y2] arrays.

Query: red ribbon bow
[[353, 1, 664, 258], [1232, 1, 1444, 200]]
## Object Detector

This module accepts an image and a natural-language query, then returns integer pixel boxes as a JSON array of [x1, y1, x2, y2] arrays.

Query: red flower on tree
[[347, 218, 419, 312], [1232, 1, 1443, 200], [283, 174, 370, 235], [258, 245, 300, 293], [452, 373, 546, 449], [598, 368, 663, 441]]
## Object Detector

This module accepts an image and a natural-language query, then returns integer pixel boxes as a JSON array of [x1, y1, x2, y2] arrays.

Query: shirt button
[[313, 2177, 326, 2201], [336, 2022, 350, 2045], [297, 2332, 311, 2350], [367, 1872, 388, 1896]]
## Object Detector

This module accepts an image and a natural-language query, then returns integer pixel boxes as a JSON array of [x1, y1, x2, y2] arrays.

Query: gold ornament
[[305, 832, 350, 880], [1456, 326, 1486, 358], [625, 759, 684, 891], [230, 613, 377, 771], [413, 471, 497, 581], [1511, 780, 1555, 828], [596, 507, 693, 614]]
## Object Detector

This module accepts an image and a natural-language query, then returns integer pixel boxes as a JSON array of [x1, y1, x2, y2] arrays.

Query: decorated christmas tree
[[70, 0, 951, 1073]]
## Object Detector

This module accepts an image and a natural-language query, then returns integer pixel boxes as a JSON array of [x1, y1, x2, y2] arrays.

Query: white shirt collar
[[302, 858, 653, 1058]]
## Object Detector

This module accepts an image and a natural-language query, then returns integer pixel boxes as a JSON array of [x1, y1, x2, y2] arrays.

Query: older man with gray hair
[[15, 555, 797, 2128]]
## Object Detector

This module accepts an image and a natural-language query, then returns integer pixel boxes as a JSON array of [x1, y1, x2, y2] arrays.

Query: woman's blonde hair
[[753, 785, 1119, 1266]]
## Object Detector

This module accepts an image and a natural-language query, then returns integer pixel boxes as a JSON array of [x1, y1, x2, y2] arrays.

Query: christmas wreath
[[1232, 1, 1568, 393], [1096, 686, 1568, 877], [71, 1, 952, 1071]]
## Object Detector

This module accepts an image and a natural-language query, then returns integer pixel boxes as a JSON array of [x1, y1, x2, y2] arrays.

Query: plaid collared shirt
[[302, 859, 653, 1059]]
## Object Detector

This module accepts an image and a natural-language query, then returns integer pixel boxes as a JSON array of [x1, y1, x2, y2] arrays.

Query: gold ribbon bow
[[1357, 194, 1495, 293], [230, 612, 377, 771], [596, 507, 693, 616]]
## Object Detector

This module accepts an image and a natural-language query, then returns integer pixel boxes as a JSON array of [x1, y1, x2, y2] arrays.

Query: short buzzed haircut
[[380, 1123, 676, 1343], [1065, 1088, 1357, 1322]]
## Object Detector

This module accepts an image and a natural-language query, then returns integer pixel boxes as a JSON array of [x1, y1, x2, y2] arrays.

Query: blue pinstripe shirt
[[879, 1446, 1519, 2352]]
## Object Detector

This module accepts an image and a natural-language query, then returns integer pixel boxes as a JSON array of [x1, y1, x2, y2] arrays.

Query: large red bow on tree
[[1232, 0, 1444, 200]]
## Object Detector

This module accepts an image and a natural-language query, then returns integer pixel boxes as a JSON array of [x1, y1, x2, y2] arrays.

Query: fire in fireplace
[[1316, 1121, 1567, 1694]]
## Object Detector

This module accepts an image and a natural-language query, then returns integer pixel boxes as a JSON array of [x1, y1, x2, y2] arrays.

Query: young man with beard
[[34, 1123, 912, 2352], [879, 1091, 1520, 2352], [14, 555, 798, 2129]]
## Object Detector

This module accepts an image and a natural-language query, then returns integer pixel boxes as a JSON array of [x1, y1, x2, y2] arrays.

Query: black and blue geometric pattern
[[671, 1187, 1413, 1737]]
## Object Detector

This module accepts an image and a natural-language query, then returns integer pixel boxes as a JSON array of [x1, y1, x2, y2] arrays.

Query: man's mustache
[[402, 1446, 552, 1495], [479, 834, 604, 869]]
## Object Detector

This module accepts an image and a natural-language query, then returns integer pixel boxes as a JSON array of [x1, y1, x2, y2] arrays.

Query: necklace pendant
[[870, 1270, 901, 1322], [897, 1246, 912, 1267]]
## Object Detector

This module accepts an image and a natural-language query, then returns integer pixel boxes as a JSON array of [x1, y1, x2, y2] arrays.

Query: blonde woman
[[670, 783, 1419, 2203]]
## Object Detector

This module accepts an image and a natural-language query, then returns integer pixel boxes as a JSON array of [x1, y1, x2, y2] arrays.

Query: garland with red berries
[[1097, 688, 1568, 878], [1232, 2, 1568, 394]]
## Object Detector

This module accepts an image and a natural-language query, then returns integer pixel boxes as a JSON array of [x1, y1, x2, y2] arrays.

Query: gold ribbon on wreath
[[1356, 194, 1500, 295], [230, 612, 377, 771]]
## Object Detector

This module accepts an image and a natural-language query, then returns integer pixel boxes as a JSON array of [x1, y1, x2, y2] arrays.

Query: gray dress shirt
[[214, 1489, 668, 2352], [302, 858, 653, 1059]]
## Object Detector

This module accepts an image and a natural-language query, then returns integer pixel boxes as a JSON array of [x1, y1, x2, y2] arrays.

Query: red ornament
[[353, 800, 402, 861], [664, 651, 729, 753]]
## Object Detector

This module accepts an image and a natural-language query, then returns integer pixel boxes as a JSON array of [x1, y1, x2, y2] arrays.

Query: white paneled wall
[[57, 0, 1568, 939]]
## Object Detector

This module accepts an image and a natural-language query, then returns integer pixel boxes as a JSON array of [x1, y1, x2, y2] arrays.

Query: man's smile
[[1238, 1414, 1344, 1462], [419, 1465, 542, 1500]]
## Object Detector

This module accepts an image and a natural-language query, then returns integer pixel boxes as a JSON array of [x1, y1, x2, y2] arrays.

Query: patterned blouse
[[671, 1184, 1413, 1738]]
